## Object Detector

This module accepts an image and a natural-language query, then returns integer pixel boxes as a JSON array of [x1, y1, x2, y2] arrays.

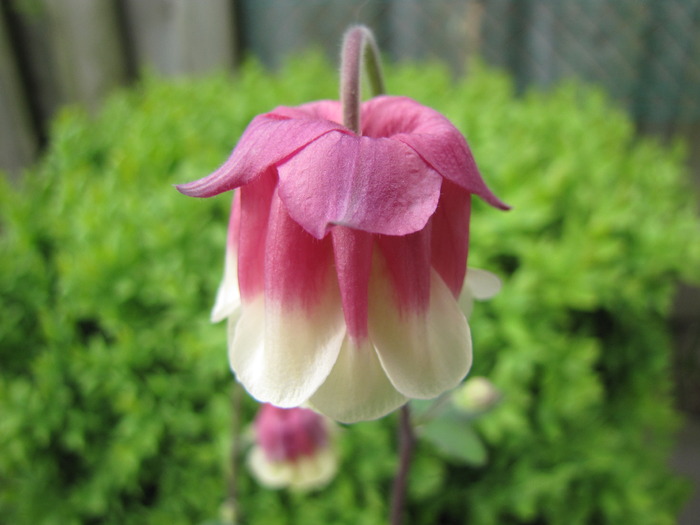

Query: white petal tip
[[370, 269, 472, 399], [247, 446, 337, 491], [229, 294, 345, 408], [465, 268, 502, 300], [308, 337, 408, 423]]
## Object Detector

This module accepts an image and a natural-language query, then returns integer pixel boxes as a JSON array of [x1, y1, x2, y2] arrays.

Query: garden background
[[1, 1, 699, 524]]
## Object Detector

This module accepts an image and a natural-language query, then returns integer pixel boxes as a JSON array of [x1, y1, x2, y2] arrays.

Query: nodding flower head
[[177, 96, 508, 423], [177, 28, 508, 424]]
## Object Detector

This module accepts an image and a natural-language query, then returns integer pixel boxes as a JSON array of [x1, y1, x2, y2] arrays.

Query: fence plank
[[481, 0, 533, 90], [388, 0, 484, 75], [6, 1, 62, 134], [124, 0, 236, 77], [638, 0, 700, 125], [0, 8, 37, 177], [239, 0, 382, 69], [519, 0, 648, 110], [42, 0, 128, 113]]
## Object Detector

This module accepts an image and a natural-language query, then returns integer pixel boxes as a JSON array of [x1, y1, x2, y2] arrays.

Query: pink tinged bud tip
[[178, 95, 508, 423]]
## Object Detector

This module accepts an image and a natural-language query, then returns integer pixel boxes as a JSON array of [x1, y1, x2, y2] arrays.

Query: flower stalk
[[224, 382, 243, 524], [390, 405, 416, 525], [340, 25, 386, 133]]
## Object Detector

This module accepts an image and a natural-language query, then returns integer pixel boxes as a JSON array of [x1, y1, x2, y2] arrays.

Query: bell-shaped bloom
[[248, 404, 337, 490], [178, 95, 508, 423]]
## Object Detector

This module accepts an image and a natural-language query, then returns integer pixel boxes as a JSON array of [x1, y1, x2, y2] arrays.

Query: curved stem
[[390, 404, 416, 525], [340, 25, 386, 134], [226, 381, 243, 523]]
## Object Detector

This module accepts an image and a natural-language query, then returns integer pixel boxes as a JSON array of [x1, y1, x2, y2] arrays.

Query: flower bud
[[453, 376, 501, 413], [248, 404, 337, 490]]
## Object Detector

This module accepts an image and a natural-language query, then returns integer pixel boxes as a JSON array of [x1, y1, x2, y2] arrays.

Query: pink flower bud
[[248, 404, 336, 490]]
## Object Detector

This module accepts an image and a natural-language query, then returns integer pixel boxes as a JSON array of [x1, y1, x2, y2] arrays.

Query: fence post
[[388, 0, 483, 76], [42, 0, 128, 114], [238, 0, 382, 69], [0, 7, 38, 177], [123, 0, 237, 77]]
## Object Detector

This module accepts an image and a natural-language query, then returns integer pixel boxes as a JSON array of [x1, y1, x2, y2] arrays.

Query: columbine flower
[[177, 96, 508, 423], [248, 404, 337, 491]]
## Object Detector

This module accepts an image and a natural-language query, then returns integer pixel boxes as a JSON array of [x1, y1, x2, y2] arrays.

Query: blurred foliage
[[1, 53, 699, 524]]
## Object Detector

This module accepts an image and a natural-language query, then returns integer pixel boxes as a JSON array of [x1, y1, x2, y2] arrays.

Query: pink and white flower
[[178, 95, 508, 423], [248, 404, 337, 490]]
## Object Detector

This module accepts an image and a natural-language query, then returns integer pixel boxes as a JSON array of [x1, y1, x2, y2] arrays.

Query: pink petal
[[296, 100, 343, 124], [277, 132, 442, 239], [374, 230, 431, 314], [254, 404, 327, 461], [362, 96, 509, 210], [237, 168, 276, 300], [229, 191, 346, 407], [309, 336, 407, 423], [331, 227, 373, 341], [211, 193, 241, 322], [176, 105, 349, 198], [263, 190, 336, 308], [430, 181, 472, 298]]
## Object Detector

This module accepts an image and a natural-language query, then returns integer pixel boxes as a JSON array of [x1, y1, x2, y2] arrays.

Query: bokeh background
[[1, 1, 699, 524]]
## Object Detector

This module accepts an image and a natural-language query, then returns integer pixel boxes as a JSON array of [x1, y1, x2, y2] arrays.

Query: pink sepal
[[278, 132, 442, 239], [176, 106, 349, 198], [362, 96, 509, 210]]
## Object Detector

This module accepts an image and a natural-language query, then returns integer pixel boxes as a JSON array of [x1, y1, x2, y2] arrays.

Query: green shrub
[[1, 54, 697, 524]]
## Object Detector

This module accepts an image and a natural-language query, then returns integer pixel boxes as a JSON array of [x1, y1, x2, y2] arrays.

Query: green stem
[[226, 382, 243, 523], [340, 25, 386, 134], [390, 405, 416, 525]]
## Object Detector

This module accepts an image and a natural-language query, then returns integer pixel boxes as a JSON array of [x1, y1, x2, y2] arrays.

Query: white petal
[[458, 290, 475, 319], [465, 268, 502, 300], [247, 446, 294, 489], [459, 268, 502, 318], [229, 292, 345, 408], [211, 246, 241, 323], [369, 268, 472, 399], [247, 446, 337, 491], [289, 447, 338, 490], [309, 336, 407, 423]]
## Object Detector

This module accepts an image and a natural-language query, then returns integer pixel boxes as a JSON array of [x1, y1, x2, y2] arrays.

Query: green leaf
[[419, 411, 488, 467]]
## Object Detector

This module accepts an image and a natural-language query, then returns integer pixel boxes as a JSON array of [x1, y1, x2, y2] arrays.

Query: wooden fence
[[2, 0, 700, 176]]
